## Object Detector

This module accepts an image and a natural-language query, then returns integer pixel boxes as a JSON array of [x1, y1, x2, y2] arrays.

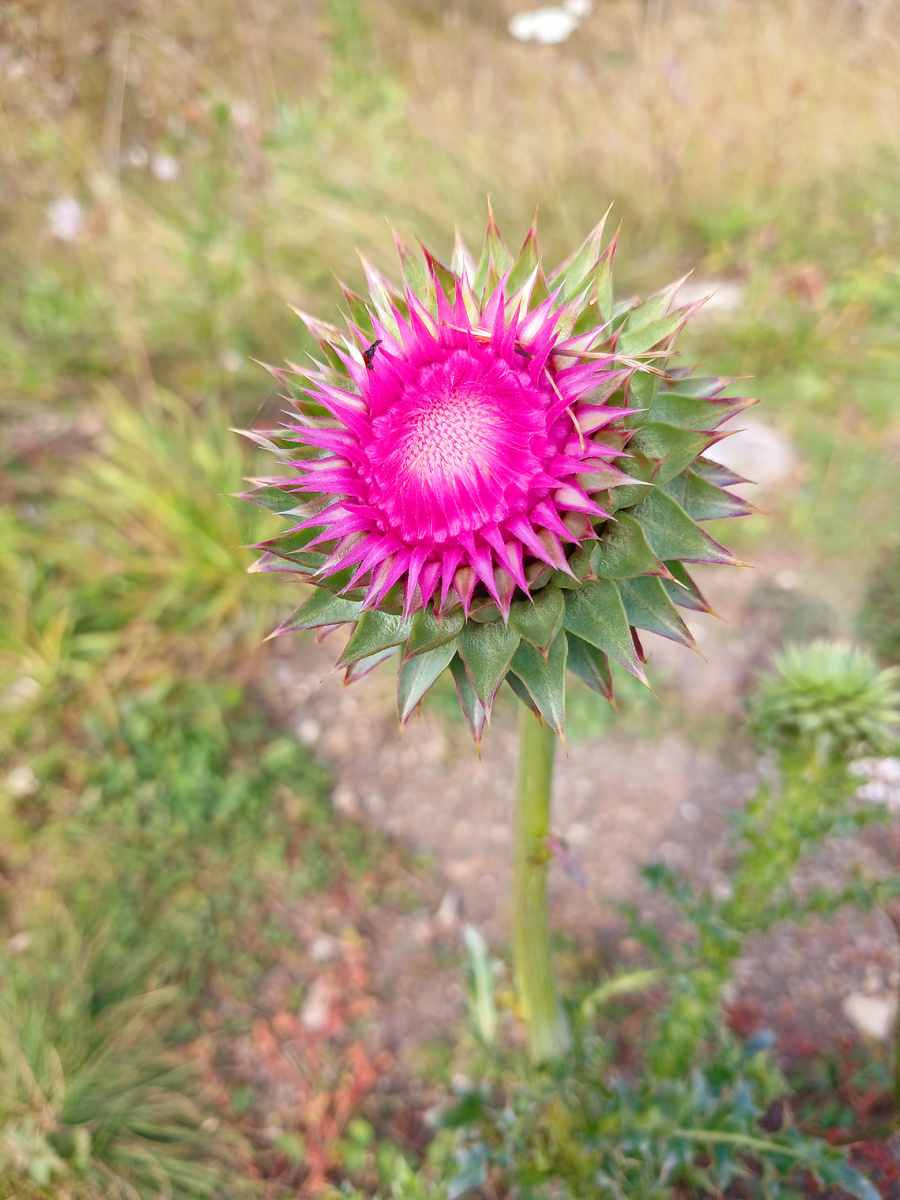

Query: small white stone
[[677, 279, 745, 314], [659, 840, 687, 865], [435, 891, 460, 930], [297, 719, 321, 746], [332, 785, 358, 815], [5, 766, 38, 798], [300, 976, 335, 1031], [308, 935, 337, 962], [124, 144, 149, 168], [842, 991, 897, 1041], [6, 932, 32, 954], [703, 418, 798, 489], [364, 790, 385, 816], [47, 196, 84, 241], [565, 821, 591, 845], [150, 153, 180, 182], [711, 878, 734, 901], [3, 677, 41, 709], [509, 7, 579, 44]]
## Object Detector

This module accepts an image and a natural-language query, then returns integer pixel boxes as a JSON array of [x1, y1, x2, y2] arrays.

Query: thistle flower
[[750, 641, 900, 765], [242, 211, 757, 742]]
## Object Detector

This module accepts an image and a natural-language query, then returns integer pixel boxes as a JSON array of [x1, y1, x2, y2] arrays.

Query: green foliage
[[67, 388, 279, 638], [47, 681, 346, 1000], [622, 643, 900, 1079], [859, 540, 900, 665], [432, 1030, 877, 1200], [748, 641, 900, 765], [0, 909, 252, 1200]]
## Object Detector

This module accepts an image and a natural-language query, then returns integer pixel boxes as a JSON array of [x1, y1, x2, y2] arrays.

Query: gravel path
[[265, 547, 900, 1059]]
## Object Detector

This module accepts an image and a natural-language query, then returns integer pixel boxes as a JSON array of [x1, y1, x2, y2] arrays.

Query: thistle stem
[[513, 704, 572, 1063]]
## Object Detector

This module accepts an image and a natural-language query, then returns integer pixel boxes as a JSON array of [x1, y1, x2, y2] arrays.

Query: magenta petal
[[277, 240, 645, 618]]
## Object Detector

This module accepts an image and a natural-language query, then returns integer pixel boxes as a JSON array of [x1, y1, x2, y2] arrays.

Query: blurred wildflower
[[47, 196, 84, 241]]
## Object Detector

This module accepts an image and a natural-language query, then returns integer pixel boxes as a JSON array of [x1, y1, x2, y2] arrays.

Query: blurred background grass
[[2, 0, 900, 1193]]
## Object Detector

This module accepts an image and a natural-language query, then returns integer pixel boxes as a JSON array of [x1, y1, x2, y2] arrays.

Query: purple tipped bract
[[293, 275, 630, 620], [244, 213, 755, 738]]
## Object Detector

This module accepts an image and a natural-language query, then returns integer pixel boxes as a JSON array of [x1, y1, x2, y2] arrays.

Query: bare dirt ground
[[263, 546, 900, 1069]]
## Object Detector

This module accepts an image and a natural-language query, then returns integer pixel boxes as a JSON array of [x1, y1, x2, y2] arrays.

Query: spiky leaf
[[239, 485, 304, 514], [562, 579, 646, 682], [592, 513, 667, 580], [509, 585, 565, 655], [630, 424, 718, 485], [459, 620, 521, 711], [510, 631, 568, 734], [648, 390, 757, 431], [631, 490, 738, 565], [549, 210, 610, 301], [405, 604, 466, 659], [346, 645, 397, 682], [618, 308, 686, 357], [450, 654, 488, 743], [507, 671, 540, 717], [393, 230, 434, 307], [338, 610, 414, 667], [507, 224, 540, 294], [663, 471, 758, 521], [618, 576, 696, 650], [274, 589, 362, 634], [661, 560, 716, 615], [691, 454, 751, 489], [566, 633, 614, 701], [398, 639, 459, 724]]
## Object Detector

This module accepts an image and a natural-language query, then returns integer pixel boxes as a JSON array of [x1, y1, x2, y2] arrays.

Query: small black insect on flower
[[363, 338, 382, 370]]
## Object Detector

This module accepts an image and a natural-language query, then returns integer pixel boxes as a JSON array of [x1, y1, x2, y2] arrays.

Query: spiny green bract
[[749, 640, 900, 765], [243, 212, 758, 743]]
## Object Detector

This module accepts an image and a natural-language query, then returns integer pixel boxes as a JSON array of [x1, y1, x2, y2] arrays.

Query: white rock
[[703, 417, 798, 488], [150, 153, 181, 182], [851, 757, 900, 809], [47, 196, 84, 241], [5, 765, 38, 798], [2, 677, 41, 709], [332, 784, 358, 815], [509, 7, 579, 43], [841, 991, 897, 1041], [297, 718, 321, 746], [308, 935, 337, 962], [124, 145, 149, 168], [677, 278, 745, 314], [300, 976, 335, 1031]]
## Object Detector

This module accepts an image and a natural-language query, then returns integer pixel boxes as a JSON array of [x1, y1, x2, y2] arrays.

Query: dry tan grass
[[1, 0, 898, 400]]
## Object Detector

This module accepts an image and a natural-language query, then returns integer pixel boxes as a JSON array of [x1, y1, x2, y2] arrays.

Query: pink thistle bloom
[[292, 271, 632, 622], [242, 213, 756, 740]]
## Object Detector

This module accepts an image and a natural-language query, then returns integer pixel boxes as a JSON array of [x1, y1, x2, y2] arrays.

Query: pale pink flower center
[[364, 348, 553, 544]]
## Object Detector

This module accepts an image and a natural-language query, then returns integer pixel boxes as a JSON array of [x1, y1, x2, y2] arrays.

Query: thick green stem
[[513, 704, 572, 1063]]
